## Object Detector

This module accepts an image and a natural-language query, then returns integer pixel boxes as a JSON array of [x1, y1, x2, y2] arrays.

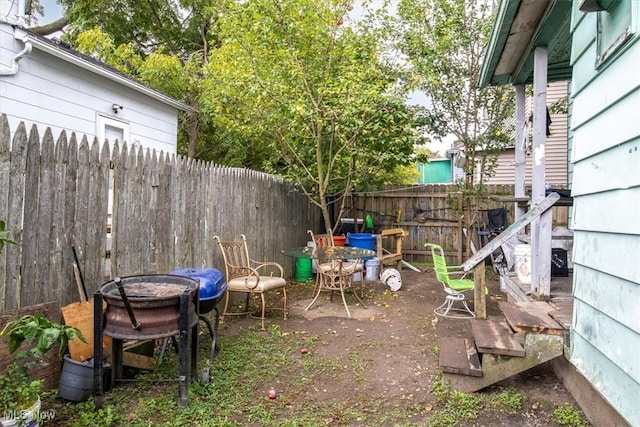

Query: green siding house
[[480, 0, 639, 425]]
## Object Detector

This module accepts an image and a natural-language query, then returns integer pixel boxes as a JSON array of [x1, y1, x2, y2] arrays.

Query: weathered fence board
[[62, 133, 79, 306], [23, 125, 42, 305], [339, 186, 467, 264], [0, 115, 321, 312], [0, 119, 10, 306], [341, 184, 568, 265], [6, 121, 27, 308]]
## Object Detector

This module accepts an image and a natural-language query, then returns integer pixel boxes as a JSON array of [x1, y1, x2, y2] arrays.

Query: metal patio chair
[[307, 230, 364, 291], [213, 235, 287, 330], [425, 243, 486, 319]]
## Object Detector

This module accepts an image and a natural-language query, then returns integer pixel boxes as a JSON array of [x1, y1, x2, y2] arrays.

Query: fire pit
[[99, 275, 199, 340], [94, 274, 200, 408]]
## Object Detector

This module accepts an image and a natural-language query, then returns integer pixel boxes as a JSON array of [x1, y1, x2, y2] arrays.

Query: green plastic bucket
[[295, 257, 313, 281]]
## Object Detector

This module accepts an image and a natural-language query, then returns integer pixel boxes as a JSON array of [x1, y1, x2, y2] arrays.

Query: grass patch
[[553, 402, 589, 427], [486, 386, 524, 414], [46, 324, 420, 426], [428, 390, 482, 427]]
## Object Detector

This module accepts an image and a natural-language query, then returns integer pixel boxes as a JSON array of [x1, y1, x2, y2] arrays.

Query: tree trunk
[[319, 198, 332, 235], [186, 107, 199, 159]]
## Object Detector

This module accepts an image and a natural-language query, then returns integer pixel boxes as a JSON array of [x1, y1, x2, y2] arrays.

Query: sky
[[38, 0, 63, 21]]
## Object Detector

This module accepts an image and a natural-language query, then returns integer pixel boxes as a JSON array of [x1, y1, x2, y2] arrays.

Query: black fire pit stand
[[93, 280, 199, 408]]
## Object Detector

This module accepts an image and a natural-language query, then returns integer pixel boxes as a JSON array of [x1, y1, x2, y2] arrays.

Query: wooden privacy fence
[[339, 184, 569, 265], [0, 115, 321, 312]]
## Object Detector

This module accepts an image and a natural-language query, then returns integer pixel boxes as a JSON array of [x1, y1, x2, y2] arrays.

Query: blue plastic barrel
[[347, 233, 376, 251]]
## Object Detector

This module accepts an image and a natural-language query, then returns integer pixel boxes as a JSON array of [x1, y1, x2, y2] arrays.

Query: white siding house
[[1, 7, 194, 153]]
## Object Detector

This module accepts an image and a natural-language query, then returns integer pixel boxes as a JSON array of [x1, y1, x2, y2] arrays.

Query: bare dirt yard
[[218, 267, 589, 426], [46, 266, 590, 426]]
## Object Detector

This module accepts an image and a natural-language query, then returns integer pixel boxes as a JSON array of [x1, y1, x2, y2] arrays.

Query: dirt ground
[[222, 267, 588, 426]]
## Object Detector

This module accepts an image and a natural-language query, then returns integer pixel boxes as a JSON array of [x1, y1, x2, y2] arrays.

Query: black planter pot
[[59, 355, 110, 402]]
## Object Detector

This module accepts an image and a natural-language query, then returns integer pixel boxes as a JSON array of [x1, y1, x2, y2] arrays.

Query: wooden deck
[[502, 271, 573, 331]]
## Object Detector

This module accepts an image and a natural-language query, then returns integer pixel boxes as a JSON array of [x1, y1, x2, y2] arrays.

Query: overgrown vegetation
[[390, 0, 516, 254], [56, 0, 426, 232]]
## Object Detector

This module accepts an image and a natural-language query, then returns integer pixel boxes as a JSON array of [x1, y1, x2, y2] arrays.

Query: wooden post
[[514, 84, 527, 222], [531, 46, 552, 298], [474, 261, 486, 319]]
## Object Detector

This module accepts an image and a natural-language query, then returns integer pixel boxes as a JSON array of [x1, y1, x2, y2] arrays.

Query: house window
[[97, 114, 129, 145], [596, 0, 634, 65]]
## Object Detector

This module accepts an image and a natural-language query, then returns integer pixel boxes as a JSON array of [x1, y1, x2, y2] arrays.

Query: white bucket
[[364, 257, 381, 281], [307, 241, 317, 273], [514, 244, 531, 284], [499, 276, 507, 292], [380, 268, 402, 291]]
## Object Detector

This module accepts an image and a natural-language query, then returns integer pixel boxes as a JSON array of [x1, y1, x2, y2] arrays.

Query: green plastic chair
[[425, 243, 486, 319]]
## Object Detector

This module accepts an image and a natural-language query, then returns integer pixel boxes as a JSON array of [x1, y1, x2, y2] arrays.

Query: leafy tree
[[392, 0, 515, 252], [202, 0, 423, 231], [43, 0, 424, 230]]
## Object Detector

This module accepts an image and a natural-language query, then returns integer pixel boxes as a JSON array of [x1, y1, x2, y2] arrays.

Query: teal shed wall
[[418, 159, 452, 184], [569, 1, 640, 425]]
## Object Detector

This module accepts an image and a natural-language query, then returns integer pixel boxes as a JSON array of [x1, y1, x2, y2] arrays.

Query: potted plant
[[0, 314, 85, 427]]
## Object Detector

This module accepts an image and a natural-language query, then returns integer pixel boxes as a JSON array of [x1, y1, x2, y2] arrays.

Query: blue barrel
[[347, 233, 376, 251]]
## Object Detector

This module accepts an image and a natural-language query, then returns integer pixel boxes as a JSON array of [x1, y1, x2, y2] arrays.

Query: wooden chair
[[213, 235, 287, 330], [376, 228, 407, 270]]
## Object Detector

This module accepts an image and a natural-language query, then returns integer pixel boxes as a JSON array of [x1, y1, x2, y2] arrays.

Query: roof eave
[[479, 0, 572, 88], [14, 27, 197, 113], [479, 0, 523, 88]]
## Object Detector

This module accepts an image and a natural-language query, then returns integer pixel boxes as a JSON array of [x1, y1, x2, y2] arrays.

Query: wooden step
[[498, 301, 564, 335], [442, 333, 563, 392], [439, 337, 482, 377], [470, 319, 525, 357]]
